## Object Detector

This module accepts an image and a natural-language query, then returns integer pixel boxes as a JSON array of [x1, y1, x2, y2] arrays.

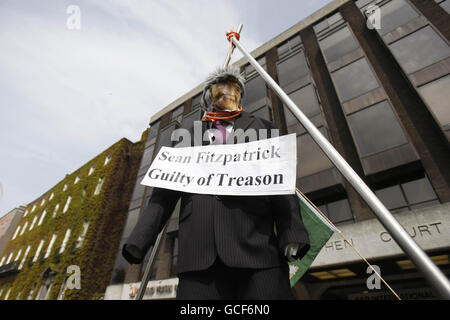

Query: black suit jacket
[[123, 111, 310, 274]]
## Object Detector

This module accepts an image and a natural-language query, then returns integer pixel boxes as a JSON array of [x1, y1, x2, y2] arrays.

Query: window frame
[[346, 99, 410, 158]]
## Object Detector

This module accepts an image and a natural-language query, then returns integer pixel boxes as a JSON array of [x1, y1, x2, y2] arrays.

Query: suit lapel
[[227, 111, 255, 144]]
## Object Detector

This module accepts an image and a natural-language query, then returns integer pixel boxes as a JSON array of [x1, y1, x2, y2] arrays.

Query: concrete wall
[[311, 203, 450, 268]]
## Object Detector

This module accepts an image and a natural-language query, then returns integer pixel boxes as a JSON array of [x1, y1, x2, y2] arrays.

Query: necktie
[[214, 120, 228, 144]]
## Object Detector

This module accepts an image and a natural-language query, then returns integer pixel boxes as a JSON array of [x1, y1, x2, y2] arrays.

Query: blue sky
[[0, 0, 332, 217]]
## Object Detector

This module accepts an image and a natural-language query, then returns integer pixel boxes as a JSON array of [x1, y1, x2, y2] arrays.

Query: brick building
[[0, 134, 145, 300]]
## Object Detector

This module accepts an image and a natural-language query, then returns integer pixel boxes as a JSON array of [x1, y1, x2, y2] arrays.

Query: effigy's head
[[201, 67, 245, 112]]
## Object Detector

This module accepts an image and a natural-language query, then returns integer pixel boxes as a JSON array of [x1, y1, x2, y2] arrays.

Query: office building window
[[277, 35, 302, 58], [32, 240, 45, 262], [375, 175, 439, 212], [439, 0, 450, 13], [251, 106, 272, 122], [327, 11, 344, 27], [284, 104, 305, 136], [319, 26, 359, 63], [286, 84, 321, 119], [318, 198, 354, 224], [38, 209, 47, 226], [277, 51, 309, 88], [402, 177, 439, 207], [88, 166, 95, 176], [76, 222, 90, 248], [297, 127, 333, 177], [31, 204, 36, 213], [418, 75, 450, 134], [242, 75, 267, 110], [375, 184, 407, 210], [377, 0, 419, 35], [49, 192, 54, 201], [94, 177, 104, 195], [44, 234, 57, 259], [181, 108, 202, 132], [52, 203, 60, 218], [23, 209, 29, 217], [171, 105, 184, 124], [356, 0, 377, 10], [41, 199, 46, 206], [59, 229, 71, 254], [347, 100, 408, 156], [192, 94, 202, 110], [313, 12, 344, 34], [74, 176, 80, 184], [244, 56, 267, 78], [131, 177, 146, 202], [141, 145, 155, 168], [390, 26, 450, 75], [331, 58, 379, 102], [148, 121, 161, 142], [29, 215, 38, 231], [63, 184, 68, 192], [12, 225, 21, 240], [62, 196, 72, 213], [155, 123, 177, 154]]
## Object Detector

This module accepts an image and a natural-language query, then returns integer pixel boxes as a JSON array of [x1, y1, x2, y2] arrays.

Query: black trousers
[[176, 256, 295, 300]]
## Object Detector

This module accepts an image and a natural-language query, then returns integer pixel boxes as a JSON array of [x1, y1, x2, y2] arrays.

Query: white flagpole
[[135, 223, 169, 300], [228, 30, 450, 299]]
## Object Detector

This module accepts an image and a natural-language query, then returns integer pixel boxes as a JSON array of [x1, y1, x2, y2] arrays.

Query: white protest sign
[[140, 133, 297, 196]]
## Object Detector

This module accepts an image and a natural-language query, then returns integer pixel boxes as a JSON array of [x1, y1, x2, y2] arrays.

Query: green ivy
[[0, 130, 147, 300]]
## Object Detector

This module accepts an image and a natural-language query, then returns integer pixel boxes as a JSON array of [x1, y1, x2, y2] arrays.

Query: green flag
[[288, 190, 336, 287]]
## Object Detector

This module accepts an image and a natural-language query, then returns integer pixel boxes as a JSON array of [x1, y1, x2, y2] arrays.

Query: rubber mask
[[210, 81, 242, 111]]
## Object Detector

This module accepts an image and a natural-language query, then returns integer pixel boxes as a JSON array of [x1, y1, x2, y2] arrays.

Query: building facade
[[0, 134, 146, 300], [105, 0, 450, 300]]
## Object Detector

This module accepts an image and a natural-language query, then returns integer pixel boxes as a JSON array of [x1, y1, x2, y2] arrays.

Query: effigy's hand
[[284, 243, 300, 262]]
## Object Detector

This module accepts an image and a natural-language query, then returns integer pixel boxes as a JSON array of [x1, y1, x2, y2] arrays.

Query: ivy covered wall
[[0, 129, 147, 300]]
